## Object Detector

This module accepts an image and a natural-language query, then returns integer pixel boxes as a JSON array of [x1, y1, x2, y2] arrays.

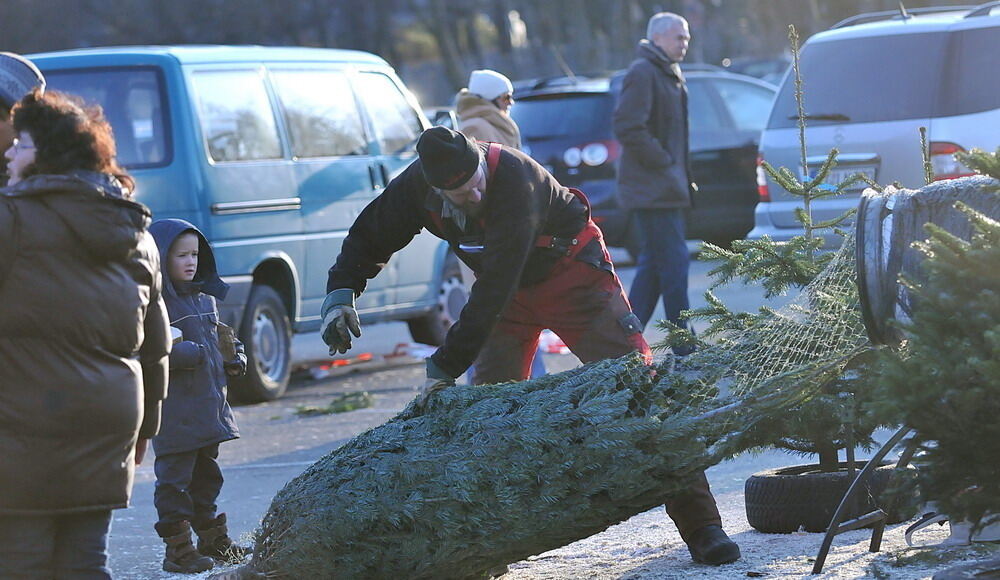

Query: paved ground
[[103, 252, 996, 579]]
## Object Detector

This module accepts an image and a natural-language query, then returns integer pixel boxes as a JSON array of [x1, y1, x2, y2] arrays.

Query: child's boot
[[156, 520, 215, 573], [194, 513, 249, 564]]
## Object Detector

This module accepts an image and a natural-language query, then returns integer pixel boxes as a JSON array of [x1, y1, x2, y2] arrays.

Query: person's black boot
[[685, 524, 741, 565], [156, 520, 215, 574], [194, 513, 250, 564]]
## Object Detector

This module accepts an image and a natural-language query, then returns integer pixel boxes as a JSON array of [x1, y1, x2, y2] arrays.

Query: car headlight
[[563, 147, 582, 168], [581, 142, 609, 166]]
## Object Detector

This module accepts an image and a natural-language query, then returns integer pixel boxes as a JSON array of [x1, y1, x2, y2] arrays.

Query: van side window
[[192, 70, 282, 162], [271, 70, 368, 158], [355, 73, 423, 154], [43, 68, 169, 168]]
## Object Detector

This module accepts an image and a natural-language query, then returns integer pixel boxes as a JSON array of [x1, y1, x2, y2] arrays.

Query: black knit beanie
[[417, 127, 480, 189]]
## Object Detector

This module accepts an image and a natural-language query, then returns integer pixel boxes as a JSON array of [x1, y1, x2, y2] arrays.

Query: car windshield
[[43, 68, 170, 168], [512, 93, 612, 140], [768, 26, 999, 129]]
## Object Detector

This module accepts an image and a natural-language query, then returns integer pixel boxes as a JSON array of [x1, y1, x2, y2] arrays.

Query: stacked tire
[[745, 461, 914, 533]]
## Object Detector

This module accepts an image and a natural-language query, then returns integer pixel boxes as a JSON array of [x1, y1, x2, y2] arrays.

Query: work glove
[[414, 358, 456, 408], [225, 352, 248, 377], [320, 289, 362, 355]]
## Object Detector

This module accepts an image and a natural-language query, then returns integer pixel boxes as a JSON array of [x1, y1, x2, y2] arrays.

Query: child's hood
[[149, 218, 229, 300]]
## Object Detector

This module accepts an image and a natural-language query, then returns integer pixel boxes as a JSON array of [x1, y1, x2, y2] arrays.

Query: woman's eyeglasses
[[11, 138, 35, 154]]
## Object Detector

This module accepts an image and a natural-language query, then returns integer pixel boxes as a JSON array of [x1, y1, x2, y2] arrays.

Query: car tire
[[406, 252, 467, 346], [744, 461, 914, 533], [229, 285, 291, 403]]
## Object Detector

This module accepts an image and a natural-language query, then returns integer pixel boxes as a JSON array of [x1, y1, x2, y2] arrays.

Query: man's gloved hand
[[415, 358, 456, 407], [320, 289, 362, 355], [225, 352, 248, 377]]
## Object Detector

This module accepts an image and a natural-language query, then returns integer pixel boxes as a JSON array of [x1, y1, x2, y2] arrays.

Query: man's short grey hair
[[646, 12, 687, 40]]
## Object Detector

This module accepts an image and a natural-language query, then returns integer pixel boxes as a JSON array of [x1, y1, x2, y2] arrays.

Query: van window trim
[[189, 66, 289, 165], [353, 69, 428, 157], [41, 64, 175, 170], [266, 65, 375, 161]]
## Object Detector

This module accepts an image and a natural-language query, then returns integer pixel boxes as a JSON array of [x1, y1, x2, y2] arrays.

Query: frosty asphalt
[[102, 256, 838, 579]]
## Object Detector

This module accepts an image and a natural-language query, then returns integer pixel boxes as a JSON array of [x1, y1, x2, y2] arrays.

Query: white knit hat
[[468, 69, 513, 101], [0, 52, 45, 110]]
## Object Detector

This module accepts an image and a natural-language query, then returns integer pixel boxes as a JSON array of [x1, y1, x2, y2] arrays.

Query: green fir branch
[[920, 126, 934, 185], [955, 147, 1000, 187]]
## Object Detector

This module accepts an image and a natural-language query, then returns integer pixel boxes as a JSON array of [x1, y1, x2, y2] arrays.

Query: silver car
[[751, 3, 999, 244]]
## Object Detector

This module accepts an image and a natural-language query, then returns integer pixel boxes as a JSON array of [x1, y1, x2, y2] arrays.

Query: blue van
[[28, 46, 465, 402]]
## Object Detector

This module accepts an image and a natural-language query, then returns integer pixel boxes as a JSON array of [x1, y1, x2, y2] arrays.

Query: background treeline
[[2, 0, 975, 104]]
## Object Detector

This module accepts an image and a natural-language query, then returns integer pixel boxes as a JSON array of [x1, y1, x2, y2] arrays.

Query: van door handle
[[379, 163, 391, 185], [369, 165, 382, 190]]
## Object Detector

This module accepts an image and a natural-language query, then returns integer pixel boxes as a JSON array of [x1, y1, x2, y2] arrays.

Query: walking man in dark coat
[[321, 126, 738, 565], [614, 12, 697, 347], [613, 12, 742, 565]]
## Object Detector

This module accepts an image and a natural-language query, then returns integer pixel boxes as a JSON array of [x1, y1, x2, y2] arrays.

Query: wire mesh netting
[[664, 231, 871, 459], [244, 235, 872, 579]]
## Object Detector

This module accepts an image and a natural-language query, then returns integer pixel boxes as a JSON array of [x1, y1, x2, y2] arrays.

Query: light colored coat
[[456, 89, 521, 149]]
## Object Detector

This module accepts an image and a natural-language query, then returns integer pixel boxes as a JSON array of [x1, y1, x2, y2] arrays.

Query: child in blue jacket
[[149, 219, 247, 574]]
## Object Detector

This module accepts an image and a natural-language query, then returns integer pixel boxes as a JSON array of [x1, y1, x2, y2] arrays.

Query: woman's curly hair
[[12, 88, 135, 194]]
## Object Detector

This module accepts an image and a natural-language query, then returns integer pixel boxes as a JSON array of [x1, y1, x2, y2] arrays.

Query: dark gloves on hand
[[173, 340, 207, 368], [225, 352, 248, 377], [320, 289, 362, 355], [414, 358, 456, 407]]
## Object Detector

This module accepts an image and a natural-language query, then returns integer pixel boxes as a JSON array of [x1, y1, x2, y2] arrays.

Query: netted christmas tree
[[872, 150, 1000, 529], [226, 226, 874, 579], [660, 25, 885, 471]]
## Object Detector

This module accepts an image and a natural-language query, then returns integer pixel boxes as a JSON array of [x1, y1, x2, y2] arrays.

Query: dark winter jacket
[[613, 40, 693, 210], [0, 172, 170, 515], [149, 219, 239, 456], [328, 143, 606, 378]]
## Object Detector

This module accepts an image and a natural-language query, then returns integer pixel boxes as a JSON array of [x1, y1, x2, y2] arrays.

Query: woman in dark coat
[[0, 88, 170, 578]]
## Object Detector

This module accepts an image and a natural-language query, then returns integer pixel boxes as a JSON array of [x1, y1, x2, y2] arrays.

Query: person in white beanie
[[454, 69, 544, 380], [455, 69, 520, 149]]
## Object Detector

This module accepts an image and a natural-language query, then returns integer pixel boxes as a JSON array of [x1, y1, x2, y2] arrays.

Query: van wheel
[[407, 252, 467, 346], [229, 285, 291, 403]]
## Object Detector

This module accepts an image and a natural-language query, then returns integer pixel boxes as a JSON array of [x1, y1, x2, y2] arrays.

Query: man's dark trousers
[[154, 443, 223, 525], [471, 250, 721, 540], [629, 208, 690, 331]]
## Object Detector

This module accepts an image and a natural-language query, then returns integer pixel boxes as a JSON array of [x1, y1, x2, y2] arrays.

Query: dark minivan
[[511, 68, 776, 252]]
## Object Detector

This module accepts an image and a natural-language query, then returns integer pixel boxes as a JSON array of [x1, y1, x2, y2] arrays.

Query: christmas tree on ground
[[215, 25, 884, 579]]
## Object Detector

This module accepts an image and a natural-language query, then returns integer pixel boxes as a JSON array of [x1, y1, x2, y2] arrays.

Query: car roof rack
[[831, 5, 976, 29], [965, 0, 1000, 17]]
